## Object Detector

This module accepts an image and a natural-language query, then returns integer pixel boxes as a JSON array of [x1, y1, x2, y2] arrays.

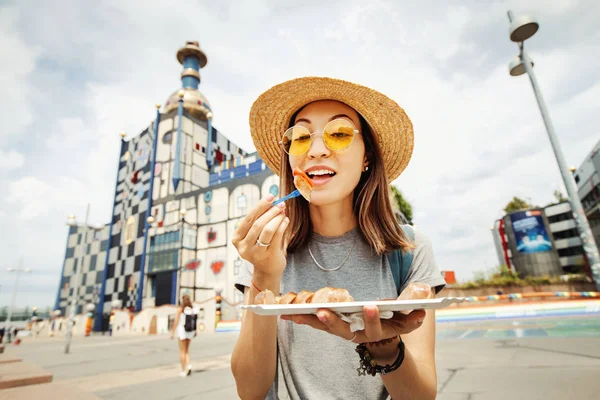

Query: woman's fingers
[[282, 308, 427, 342], [244, 203, 285, 245], [362, 306, 384, 340], [232, 194, 276, 244], [383, 309, 426, 335], [270, 215, 290, 250], [315, 309, 355, 341], [281, 314, 329, 331], [257, 214, 286, 247]]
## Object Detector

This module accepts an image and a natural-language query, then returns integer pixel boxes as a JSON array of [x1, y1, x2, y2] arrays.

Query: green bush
[[452, 264, 589, 290]]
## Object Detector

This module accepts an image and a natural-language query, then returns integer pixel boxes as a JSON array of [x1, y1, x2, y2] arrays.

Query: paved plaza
[[3, 315, 600, 399]]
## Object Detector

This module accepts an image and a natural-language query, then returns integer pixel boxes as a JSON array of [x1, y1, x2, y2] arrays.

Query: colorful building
[[491, 203, 589, 278], [55, 41, 279, 331]]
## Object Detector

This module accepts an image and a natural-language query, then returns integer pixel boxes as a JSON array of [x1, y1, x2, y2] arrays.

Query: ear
[[362, 156, 370, 172]]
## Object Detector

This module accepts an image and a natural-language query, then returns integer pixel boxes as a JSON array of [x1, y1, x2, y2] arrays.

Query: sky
[[1, 0, 599, 309]]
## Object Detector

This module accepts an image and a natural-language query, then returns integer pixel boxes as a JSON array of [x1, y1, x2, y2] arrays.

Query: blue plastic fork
[[273, 189, 301, 206]]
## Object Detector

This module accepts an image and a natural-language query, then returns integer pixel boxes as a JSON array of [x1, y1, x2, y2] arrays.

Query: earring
[[363, 166, 369, 172]]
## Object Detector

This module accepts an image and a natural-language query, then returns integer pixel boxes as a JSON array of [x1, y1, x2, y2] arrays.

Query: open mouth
[[306, 170, 337, 181]]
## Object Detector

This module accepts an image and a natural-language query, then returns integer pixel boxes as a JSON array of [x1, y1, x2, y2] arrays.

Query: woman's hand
[[281, 306, 425, 344], [232, 194, 290, 280], [280, 282, 433, 349]]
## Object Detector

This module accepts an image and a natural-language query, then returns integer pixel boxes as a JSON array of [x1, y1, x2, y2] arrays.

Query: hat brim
[[249, 77, 414, 181]]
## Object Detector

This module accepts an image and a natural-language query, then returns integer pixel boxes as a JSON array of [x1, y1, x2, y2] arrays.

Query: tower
[[164, 41, 213, 121]]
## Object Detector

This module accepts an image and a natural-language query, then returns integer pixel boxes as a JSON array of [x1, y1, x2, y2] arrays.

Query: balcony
[[559, 254, 585, 267], [545, 202, 571, 217], [553, 236, 582, 250], [549, 219, 576, 233]]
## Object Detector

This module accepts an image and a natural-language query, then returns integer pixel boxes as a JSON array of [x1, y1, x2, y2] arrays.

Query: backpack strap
[[387, 224, 416, 296]]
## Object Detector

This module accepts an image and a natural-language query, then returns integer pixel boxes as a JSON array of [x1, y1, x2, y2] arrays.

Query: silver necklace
[[308, 238, 356, 272]]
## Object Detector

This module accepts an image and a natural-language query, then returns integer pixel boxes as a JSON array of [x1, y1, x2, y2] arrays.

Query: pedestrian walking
[[170, 294, 198, 377], [232, 77, 446, 399]]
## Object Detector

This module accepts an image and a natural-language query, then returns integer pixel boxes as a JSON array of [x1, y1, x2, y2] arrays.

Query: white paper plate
[[240, 297, 466, 316]]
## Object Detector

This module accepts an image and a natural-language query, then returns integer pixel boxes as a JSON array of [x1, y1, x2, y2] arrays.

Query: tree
[[503, 196, 534, 214], [553, 190, 567, 203], [389, 185, 413, 224]]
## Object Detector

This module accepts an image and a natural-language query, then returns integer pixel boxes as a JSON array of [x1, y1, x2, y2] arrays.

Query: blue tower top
[[177, 40, 207, 90], [164, 41, 212, 121]]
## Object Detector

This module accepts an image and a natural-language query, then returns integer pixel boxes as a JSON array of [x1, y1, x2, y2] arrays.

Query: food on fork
[[311, 287, 354, 303], [292, 167, 314, 201]]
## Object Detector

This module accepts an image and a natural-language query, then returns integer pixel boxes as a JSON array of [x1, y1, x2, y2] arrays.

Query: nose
[[307, 133, 331, 160]]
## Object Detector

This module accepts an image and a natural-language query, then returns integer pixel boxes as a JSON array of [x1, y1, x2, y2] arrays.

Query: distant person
[[0, 327, 5, 343], [170, 294, 198, 377]]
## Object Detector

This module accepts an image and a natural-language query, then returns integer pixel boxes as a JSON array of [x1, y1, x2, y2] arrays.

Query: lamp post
[[64, 204, 90, 354], [507, 10, 600, 290], [2, 260, 31, 344]]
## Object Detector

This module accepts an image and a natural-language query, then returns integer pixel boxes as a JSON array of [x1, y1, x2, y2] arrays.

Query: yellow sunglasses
[[279, 118, 360, 157]]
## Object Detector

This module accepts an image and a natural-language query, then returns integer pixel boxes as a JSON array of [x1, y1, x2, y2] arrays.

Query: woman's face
[[289, 100, 367, 206]]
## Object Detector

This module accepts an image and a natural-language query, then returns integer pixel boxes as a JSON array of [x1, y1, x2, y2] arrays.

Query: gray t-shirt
[[235, 227, 446, 400]]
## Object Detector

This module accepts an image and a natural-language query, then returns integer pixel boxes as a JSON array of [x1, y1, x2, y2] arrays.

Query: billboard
[[509, 210, 553, 254]]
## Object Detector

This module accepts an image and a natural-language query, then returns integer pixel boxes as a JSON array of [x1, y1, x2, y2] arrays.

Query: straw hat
[[249, 77, 414, 181]]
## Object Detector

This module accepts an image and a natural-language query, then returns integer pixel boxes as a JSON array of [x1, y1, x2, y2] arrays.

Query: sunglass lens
[[282, 126, 311, 156], [324, 119, 355, 151]]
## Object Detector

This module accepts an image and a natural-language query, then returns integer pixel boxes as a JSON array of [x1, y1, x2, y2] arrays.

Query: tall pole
[[65, 204, 90, 354], [2, 259, 25, 344], [507, 11, 600, 290]]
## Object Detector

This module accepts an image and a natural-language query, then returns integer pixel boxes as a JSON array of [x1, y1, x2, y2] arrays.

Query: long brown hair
[[281, 109, 414, 255], [181, 294, 193, 308]]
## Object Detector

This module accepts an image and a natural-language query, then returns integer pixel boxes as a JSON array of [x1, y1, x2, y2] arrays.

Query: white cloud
[[0, 5, 39, 143], [0, 149, 25, 170], [1, 0, 599, 307]]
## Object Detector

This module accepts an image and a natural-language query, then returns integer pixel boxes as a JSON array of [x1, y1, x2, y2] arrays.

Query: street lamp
[[507, 10, 600, 290], [64, 204, 90, 354], [2, 260, 31, 344]]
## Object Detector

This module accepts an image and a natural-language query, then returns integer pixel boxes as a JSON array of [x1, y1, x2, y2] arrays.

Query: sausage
[[255, 289, 277, 304], [311, 287, 354, 303], [397, 282, 433, 300], [292, 290, 314, 304], [278, 292, 297, 304]]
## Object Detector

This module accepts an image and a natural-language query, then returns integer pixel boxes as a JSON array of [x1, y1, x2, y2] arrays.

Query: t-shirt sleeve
[[234, 259, 254, 294], [401, 228, 446, 294]]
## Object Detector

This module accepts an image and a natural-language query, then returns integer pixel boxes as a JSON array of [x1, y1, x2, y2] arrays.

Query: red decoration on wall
[[211, 261, 224, 275], [214, 149, 224, 164], [207, 228, 217, 243], [131, 170, 140, 184], [184, 260, 201, 271]]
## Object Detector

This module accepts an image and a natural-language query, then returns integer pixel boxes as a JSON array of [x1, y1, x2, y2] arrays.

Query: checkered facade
[[55, 224, 110, 316]]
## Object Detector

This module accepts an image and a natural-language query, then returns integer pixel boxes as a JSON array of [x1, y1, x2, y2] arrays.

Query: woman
[[171, 294, 196, 377], [232, 77, 446, 399]]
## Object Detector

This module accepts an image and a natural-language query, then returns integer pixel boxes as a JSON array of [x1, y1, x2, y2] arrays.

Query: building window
[[90, 254, 97, 271], [148, 231, 181, 273], [183, 227, 197, 250], [125, 216, 136, 245], [163, 131, 173, 144]]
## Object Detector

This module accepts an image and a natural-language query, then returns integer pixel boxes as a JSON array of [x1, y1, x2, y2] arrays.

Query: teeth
[[307, 170, 335, 176]]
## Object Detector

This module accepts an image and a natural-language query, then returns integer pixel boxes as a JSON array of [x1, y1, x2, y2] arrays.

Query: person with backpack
[[170, 294, 197, 377], [231, 77, 446, 399]]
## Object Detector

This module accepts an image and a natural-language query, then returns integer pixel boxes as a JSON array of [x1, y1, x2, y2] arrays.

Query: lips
[[303, 166, 336, 186]]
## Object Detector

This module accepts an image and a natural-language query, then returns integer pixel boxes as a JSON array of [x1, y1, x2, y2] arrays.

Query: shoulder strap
[[387, 224, 415, 296]]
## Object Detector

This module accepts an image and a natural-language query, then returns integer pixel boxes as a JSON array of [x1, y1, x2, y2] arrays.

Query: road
[[6, 315, 600, 399]]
